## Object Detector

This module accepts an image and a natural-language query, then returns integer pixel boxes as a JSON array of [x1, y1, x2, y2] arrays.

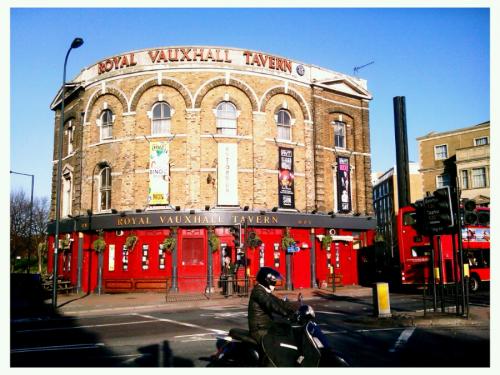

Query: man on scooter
[[248, 267, 296, 358]]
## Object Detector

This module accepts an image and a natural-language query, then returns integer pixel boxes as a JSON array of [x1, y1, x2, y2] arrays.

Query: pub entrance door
[[178, 229, 207, 292]]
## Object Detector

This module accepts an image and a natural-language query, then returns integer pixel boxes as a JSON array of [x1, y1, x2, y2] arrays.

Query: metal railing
[[165, 274, 252, 302]]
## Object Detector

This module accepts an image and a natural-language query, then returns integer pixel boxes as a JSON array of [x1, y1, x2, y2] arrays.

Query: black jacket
[[248, 284, 295, 342]]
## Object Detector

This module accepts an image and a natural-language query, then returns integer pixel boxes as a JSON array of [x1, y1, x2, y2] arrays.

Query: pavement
[[46, 285, 489, 328]]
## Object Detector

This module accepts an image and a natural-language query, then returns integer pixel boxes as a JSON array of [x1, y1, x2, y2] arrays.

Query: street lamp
[[53, 37, 84, 309], [10, 170, 34, 274]]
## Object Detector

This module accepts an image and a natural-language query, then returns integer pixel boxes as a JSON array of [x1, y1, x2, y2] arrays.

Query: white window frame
[[62, 170, 72, 218], [461, 170, 469, 190], [276, 109, 292, 141], [436, 174, 450, 189], [66, 120, 74, 155], [100, 109, 114, 141], [333, 121, 346, 149], [151, 102, 172, 136], [474, 136, 488, 146], [215, 101, 238, 136], [434, 144, 448, 160], [99, 166, 112, 212], [471, 167, 487, 189]]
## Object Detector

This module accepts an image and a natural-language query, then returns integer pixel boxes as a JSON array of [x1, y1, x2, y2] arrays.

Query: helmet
[[256, 267, 282, 289]]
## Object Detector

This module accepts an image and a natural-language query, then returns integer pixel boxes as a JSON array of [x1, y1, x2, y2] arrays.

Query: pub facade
[[47, 46, 376, 293]]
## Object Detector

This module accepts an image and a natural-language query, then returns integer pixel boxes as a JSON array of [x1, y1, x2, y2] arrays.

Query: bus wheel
[[469, 276, 480, 293]]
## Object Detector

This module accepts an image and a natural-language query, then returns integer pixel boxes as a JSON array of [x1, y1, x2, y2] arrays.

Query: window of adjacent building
[[62, 171, 72, 218], [100, 109, 113, 140], [99, 166, 112, 211], [436, 174, 450, 188], [333, 121, 346, 148], [461, 170, 469, 190], [216, 101, 237, 135], [276, 109, 292, 141], [151, 102, 171, 135], [66, 120, 74, 155], [434, 144, 448, 160], [474, 137, 488, 146], [471, 167, 487, 188]]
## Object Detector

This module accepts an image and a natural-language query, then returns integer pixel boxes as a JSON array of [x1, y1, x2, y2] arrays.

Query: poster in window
[[337, 157, 351, 212], [148, 141, 169, 205], [278, 147, 295, 209]]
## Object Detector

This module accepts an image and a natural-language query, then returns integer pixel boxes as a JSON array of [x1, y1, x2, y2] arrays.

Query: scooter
[[207, 294, 349, 367]]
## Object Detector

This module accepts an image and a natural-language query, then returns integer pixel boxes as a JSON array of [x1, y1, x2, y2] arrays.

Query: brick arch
[[328, 108, 356, 122], [260, 86, 311, 121], [129, 77, 192, 112], [84, 86, 128, 123], [194, 77, 258, 112]]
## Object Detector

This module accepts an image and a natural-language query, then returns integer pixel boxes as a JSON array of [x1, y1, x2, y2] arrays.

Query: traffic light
[[230, 224, 242, 248], [433, 186, 455, 229], [411, 199, 429, 235], [463, 199, 477, 225]]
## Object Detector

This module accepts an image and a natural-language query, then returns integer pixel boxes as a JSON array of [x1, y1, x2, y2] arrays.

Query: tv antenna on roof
[[353, 61, 374, 76]]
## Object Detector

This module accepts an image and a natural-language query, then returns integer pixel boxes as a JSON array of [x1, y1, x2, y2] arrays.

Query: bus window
[[403, 212, 416, 226]]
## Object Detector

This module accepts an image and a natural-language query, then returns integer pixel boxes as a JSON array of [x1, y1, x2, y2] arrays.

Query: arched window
[[151, 102, 171, 135], [216, 101, 237, 135], [333, 121, 346, 148], [100, 109, 113, 140], [99, 166, 112, 212], [276, 109, 292, 141]]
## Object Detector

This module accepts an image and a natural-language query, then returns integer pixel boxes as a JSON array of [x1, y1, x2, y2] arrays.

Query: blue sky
[[9, 7, 490, 199]]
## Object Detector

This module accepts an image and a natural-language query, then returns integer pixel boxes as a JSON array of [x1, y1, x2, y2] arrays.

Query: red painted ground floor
[[47, 211, 376, 293]]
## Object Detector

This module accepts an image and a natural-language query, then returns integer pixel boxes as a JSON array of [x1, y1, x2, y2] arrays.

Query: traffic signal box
[[412, 186, 456, 236], [230, 224, 242, 248]]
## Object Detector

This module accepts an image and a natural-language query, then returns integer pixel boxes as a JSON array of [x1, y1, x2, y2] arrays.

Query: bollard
[[373, 282, 391, 317]]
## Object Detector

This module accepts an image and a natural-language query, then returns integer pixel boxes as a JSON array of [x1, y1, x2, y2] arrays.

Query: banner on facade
[[218, 143, 238, 205], [148, 141, 169, 205], [278, 147, 295, 209], [337, 156, 351, 212]]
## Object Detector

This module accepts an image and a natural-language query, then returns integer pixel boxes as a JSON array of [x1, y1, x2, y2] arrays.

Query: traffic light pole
[[455, 186, 468, 318]]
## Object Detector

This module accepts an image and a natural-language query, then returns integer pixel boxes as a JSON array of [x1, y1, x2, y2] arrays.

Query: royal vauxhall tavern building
[[47, 46, 376, 295]]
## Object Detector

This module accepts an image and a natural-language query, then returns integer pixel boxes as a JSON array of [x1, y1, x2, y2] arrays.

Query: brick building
[[47, 46, 376, 294], [417, 121, 490, 203]]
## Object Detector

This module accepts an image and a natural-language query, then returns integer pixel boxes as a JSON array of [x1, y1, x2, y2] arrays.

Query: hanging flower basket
[[208, 227, 220, 253], [281, 227, 296, 250], [162, 236, 176, 252], [246, 231, 263, 248], [60, 238, 71, 249], [92, 237, 106, 253], [374, 232, 386, 243], [321, 234, 333, 249], [125, 234, 138, 250]]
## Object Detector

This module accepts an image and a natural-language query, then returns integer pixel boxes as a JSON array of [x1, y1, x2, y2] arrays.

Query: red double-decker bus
[[462, 208, 490, 291], [395, 205, 489, 291]]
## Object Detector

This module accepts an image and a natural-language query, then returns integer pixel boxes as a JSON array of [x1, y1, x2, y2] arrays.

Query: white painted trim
[[313, 95, 370, 111]]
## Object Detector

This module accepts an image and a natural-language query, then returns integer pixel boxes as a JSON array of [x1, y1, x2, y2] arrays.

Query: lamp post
[[53, 37, 84, 309], [10, 171, 34, 274]]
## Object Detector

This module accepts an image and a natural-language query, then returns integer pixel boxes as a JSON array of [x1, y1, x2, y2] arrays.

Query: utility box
[[373, 282, 392, 317]]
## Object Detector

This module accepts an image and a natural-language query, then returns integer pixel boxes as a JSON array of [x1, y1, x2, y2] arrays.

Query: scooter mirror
[[298, 292, 303, 305]]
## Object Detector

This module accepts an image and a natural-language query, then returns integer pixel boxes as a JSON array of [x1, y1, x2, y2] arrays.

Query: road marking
[[315, 310, 345, 316], [11, 343, 105, 353], [132, 313, 227, 334], [200, 311, 248, 319], [389, 327, 416, 353], [15, 320, 156, 333]]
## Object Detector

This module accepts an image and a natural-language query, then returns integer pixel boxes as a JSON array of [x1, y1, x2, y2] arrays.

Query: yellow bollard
[[373, 282, 392, 318]]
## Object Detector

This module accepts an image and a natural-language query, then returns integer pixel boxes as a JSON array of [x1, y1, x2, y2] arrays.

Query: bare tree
[[10, 190, 49, 273]]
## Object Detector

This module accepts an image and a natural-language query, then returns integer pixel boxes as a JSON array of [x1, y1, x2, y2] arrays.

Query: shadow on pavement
[[10, 274, 193, 367]]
